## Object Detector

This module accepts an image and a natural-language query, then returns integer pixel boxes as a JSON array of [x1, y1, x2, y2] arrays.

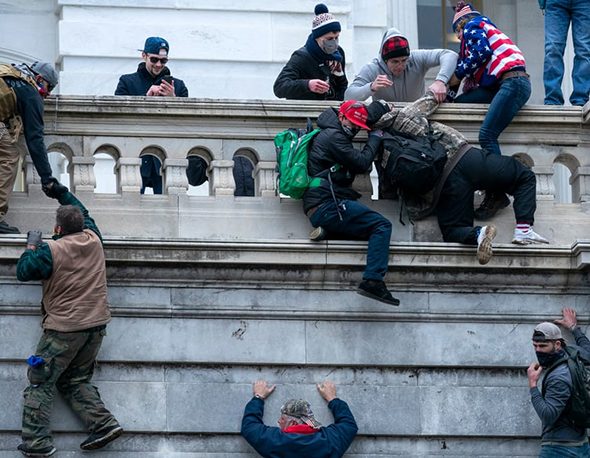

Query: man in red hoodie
[[241, 380, 358, 457]]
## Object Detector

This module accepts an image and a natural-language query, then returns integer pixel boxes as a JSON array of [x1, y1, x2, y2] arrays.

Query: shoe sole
[[80, 426, 123, 451], [309, 227, 325, 241], [357, 289, 400, 306], [17, 446, 56, 457], [477, 225, 497, 265]]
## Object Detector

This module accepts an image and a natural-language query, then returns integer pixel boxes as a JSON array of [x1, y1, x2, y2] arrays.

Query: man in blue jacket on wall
[[241, 380, 358, 457]]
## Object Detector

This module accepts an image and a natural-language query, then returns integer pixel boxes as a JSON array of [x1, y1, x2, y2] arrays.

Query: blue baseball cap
[[142, 37, 169, 55]]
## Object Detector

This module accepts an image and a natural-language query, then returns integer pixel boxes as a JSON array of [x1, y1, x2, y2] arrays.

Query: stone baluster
[[255, 161, 276, 197], [533, 165, 556, 201], [24, 156, 43, 191], [164, 158, 189, 195], [116, 157, 142, 194], [71, 156, 96, 193], [210, 160, 235, 196], [571, 166, 590, 202]]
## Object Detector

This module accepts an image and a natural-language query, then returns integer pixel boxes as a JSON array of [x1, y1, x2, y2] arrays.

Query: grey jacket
[[530, 327, 590, 444], [344, 28, 458, 102]]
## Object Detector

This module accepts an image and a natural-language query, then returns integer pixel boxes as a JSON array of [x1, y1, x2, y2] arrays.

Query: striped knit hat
[[311, 4, 341, 38], [452, 2, 481, 31]]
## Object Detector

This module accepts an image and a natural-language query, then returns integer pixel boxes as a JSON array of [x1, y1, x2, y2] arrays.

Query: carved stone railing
[[35, 96, 589, 199]]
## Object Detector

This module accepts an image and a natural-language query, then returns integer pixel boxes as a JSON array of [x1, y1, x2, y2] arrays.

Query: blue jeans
[[544, 0, 590, 106], [539, 443, 590, 458], [455, 76, 531, 155], [309, 199, 392, 281]]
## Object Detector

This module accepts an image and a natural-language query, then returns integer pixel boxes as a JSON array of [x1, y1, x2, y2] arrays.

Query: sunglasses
[[148, 56, 168, 65]]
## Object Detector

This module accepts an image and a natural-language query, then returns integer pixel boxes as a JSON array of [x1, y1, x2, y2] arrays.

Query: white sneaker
[[477, 225, 497, 265], [512, 227, 549, 245]]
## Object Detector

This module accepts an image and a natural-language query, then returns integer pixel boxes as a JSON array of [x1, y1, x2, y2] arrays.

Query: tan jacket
[[42, 229, 111, 332]]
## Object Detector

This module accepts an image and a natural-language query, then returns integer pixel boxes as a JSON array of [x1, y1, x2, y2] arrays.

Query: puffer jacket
[[273, 46, 347, 101], [302, 107, 381, 213]]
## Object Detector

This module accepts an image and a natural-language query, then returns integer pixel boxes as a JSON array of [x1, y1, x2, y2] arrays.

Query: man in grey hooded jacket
[[345, 28, 457, 103]]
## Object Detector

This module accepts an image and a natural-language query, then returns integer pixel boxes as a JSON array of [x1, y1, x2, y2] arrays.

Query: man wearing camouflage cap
[[241, 380, 357, 457], [0, 61, 64, 233], [527, 308, 590, 457]]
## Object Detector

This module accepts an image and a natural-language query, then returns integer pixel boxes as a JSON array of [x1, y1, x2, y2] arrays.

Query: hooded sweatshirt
[[344, 28, 458, 102]]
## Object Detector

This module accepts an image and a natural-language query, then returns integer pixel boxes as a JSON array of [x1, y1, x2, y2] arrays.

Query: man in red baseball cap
[[303, 100, 399, 306]]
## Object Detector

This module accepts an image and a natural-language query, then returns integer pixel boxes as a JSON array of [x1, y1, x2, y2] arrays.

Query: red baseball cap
[[339, 100, 370, 130]]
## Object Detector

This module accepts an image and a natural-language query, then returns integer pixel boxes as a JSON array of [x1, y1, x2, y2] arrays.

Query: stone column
[[116, 157, 142, 194], [571, 166, 590, 202], [387, 0, 418, 45], [255, 161, 276, 197], [210, 160, 235, 196], [164, 158, 189, 195], [533, 165, 556, 201], [71, 156, 96, 193]]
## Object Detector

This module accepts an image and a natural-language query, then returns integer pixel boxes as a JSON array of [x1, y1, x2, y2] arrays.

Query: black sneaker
[[79, 425, 123, 451], [474, 192, 510, 220], [357, 280, 400, 306], [17, 444, 56, 457], [0, 221, 20, 234]]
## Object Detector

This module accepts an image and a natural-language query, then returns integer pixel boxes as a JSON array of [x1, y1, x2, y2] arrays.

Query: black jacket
[[115, 63, 189, 97], [302, 108, 381, 213], [3, 77, 53, 183], [241, 397, 358, 458], [273, 47, 347, 101]]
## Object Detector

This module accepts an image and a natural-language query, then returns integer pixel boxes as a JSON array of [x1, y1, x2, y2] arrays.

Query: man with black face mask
[[303, 100, 399, 306], [527, 308, 590, 457], [273, 4, 348, 101]]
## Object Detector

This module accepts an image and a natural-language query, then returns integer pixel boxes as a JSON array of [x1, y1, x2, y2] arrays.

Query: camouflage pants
[[21, 327, 119, 449]]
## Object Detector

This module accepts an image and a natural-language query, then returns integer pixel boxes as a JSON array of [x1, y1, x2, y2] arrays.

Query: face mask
[[321, 38, 339, 55], [342, 124, 360, 137], [536, 349, 566, 368], [36, 80, 49, 98]]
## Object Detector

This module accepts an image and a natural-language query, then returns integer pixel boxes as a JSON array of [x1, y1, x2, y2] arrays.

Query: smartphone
[[161, 75, 173, 84]]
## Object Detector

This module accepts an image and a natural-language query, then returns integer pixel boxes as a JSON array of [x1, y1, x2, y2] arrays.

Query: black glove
[[26, 230, 43, 248], [42, 177, 69, 199]]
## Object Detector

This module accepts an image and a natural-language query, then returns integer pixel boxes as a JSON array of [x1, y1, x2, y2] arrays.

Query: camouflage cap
[[280, 399, 322, 429]]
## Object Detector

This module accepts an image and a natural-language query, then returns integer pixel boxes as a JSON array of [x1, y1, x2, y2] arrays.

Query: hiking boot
[[512, 227, 549, 245], [17, 444, 56, 457], [477, 225, 497, 265], [474, 192, 510, 220], [79, 425, 123, 451], [309, 226, 326, 242], [0, 221, 20, 234], [357, 280, 400, 306]]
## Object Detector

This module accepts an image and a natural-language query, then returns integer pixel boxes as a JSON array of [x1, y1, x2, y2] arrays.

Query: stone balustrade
[[35, 96, 589, 200]]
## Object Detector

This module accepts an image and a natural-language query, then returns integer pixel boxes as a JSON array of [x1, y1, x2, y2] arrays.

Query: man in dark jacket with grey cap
[[241, 380, 357, 457], [527, 307, 590, 457], [0, 61, 63, 233]]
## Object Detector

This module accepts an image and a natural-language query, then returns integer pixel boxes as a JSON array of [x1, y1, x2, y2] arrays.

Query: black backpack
[[542, 346, 590, 429], [381, 130, 448, 196]]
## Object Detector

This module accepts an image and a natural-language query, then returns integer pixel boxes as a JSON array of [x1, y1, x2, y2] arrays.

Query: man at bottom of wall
[[528, 307, 590, 458], [241, 379, 358, 457]]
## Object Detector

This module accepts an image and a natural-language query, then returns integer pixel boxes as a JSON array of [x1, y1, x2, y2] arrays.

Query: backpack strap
[[541, 355, 570, 397]]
